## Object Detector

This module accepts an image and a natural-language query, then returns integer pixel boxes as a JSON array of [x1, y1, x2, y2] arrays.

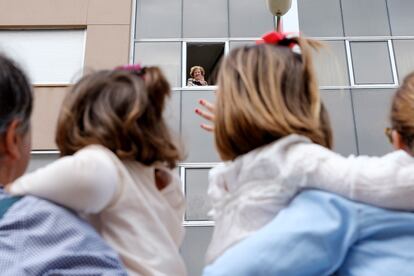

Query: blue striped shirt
[[0, 190, 127, 275]]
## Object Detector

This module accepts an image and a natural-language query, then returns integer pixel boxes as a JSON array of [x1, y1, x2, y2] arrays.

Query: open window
[[185, 42, 225, 87]]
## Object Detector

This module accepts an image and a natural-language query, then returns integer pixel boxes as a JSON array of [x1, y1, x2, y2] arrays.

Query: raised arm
[[203, 191, 358, 276], [8, 146, 118, 213], [289, 142, 414, 210]]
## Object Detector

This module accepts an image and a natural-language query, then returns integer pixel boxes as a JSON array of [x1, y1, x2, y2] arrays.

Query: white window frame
[[182, 39, 228, 90], [180, 164, 219, 226], [346, 39, 399, 88]]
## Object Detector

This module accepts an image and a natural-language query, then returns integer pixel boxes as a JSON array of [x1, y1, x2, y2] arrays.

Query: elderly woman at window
[[187, 66, 208, 86]]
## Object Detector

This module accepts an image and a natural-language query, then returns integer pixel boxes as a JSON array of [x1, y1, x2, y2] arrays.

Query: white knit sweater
[[11, 145, 187, 276]]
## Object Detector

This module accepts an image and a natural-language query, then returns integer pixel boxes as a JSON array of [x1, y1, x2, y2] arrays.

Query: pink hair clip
[[115, 64, 145, 78], [115, 64, 143, 71]]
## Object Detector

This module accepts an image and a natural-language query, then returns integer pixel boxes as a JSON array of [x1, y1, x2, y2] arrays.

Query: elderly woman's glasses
[[385, 127, 393, 143]]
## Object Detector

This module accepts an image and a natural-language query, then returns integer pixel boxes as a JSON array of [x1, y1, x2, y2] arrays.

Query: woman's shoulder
[[187, 78, 196, 85], [187, 78, 208, 86]]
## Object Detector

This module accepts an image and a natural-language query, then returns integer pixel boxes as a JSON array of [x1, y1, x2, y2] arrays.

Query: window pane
[[393, 40, 414, 83], [186, 43, 224, 86], [229, 0, 273, 37], [0, 30, 85, 85], [185, 168, 212, 221], [350, 42, 394, 85], [313, 41, 349, 86], [320, 90, 357, 155], [183, 0, 228, 38], [135, 0, 182, 38], [134, 42, 181, 87], [341, 0, 390, 36], [181, 226, 213, 276], [352, 89, 395, 155], [181, 91, 220, 162], [387, 0, 414, 36], [298, 0, 343, 37]]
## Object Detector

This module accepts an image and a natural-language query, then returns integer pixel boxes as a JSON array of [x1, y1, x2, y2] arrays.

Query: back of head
[[0, 55, 32, 139], [214, 36, 332, 161], [391, 72, 414, 152], [56, 66, 182, 168]]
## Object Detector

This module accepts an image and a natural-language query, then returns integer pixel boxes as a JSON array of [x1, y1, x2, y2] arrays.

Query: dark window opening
[[186, 42, 225, 87]]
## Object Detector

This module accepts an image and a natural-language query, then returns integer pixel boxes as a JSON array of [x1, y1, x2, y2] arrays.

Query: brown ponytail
[[142, 66, 170, 119], [391, 72, 414, 151], [56, 67, 183, 168]]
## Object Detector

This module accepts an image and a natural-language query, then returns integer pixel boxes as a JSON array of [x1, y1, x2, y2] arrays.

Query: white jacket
[[206, 134, 414, 263]]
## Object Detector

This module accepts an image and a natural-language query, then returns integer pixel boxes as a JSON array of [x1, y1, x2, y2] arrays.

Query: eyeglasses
[[385, 127, 393, 143]]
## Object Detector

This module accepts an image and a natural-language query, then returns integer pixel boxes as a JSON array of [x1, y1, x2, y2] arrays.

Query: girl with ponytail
[[6, 66, 187, 276], [199, 32, 414, 264]]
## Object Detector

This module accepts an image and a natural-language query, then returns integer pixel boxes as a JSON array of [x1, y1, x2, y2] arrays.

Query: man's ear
[[392, 130, 405, 150], [4, 119, 22, 161]]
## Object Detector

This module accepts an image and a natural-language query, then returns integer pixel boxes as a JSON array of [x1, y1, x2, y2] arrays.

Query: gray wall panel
[[181, 226, 213, 276], [387, 0, 414, 36], [181, 91, 220, 162], [135, 0, 182, 38], [341, 0, 390, 36], [321, 90, 357, 156], [229, 41, 255, 51], [298, 0, 343, 37], [352, 89, 395, 156], [183, 0, 228, 38], [229, 0, 274, 38]]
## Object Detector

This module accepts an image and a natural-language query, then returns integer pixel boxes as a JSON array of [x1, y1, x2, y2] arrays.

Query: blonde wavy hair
[[56, 67, 183, 168], [214, 37, 332, 161]]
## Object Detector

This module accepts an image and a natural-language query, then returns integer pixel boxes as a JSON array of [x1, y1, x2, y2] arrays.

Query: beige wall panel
[[84, 25, 130, 70], [32, 86, 69, 150], [87, 0, 132, 25], [0, 0, 88, 26]]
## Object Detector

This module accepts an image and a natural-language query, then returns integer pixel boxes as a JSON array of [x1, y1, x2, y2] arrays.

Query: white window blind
[[0, 29, 86, 85]]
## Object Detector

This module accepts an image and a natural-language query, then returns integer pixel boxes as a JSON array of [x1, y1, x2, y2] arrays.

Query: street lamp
[[266, 0, 292, 31]]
